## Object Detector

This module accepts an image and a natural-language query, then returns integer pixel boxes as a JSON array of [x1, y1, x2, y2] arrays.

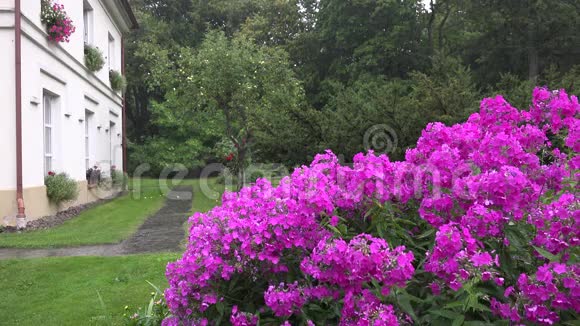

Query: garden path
[[0, 186, 192, 259]]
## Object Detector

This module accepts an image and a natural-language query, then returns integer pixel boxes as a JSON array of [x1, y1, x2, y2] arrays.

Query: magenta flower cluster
[[300, 235, 415, 297], [491, 262, 579, 324], [164, 87, 578, 325], [41, 0, 75, 43]]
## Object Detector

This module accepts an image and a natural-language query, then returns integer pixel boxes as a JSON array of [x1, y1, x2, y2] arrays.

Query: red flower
[[48, 171, 55, 176], [225, 153, 235, 162]]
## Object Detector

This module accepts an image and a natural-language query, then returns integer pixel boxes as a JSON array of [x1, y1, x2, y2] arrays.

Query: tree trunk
[[527, 15, 539, 81], [437, 1, 451, 51], [427, 0, 436, 54]]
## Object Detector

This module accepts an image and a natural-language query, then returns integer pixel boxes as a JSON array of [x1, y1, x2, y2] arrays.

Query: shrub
[[45, 172, 78, 205], [109, 70, 127, 92], [111, 169, 128, 189], [127, 138, 206, 177], [84, 45, 105, 72], [164, 88, 579, 325], [40, 0, 75, 43]]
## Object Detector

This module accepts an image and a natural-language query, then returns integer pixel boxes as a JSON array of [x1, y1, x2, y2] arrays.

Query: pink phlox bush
[[164, 87, 579, 325]]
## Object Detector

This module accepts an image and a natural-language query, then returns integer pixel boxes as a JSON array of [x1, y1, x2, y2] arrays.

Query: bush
[[109, 70, 127, 92], [128, 137, 206, 177], [112, 169, 128, 188], [84, 45, 105, 72], [216, 163, 289, 186], [164, 88, 579, 325], [45, 172, 78, 205]]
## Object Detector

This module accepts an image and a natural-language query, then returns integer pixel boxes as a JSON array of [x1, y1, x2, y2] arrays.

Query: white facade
[[0, 0, 136, 223]]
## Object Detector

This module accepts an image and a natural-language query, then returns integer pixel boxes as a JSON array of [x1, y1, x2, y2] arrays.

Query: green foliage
[[438, 0, 580, 85], [44, 173, 78, 205], [123, 282, 170, 326], [112, 170, 128, 189], [163, 31, 307, 187], [110, 70, 127, 92], [316, 0, 428, 80], [318, 54, 480, 161], [124, 0, 580, 173], [543, 64, 580, 93], [128, 137, 207, 177], [492, 73, 535, 109], [84, 44, 105, 72]]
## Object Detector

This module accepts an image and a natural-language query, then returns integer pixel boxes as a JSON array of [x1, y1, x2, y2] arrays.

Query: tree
[[165, 31, 306, 188], [318, 54, 480, 161], [458, 0, 580, 85]]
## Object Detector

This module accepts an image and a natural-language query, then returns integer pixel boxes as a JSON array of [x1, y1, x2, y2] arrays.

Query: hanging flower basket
[[41, 0, 76, 43], [109, 70, 127, 92], [85, 44, 105, 72]]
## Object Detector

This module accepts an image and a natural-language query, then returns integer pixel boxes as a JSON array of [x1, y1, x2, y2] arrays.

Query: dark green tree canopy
[[125, 0, 580, 175]]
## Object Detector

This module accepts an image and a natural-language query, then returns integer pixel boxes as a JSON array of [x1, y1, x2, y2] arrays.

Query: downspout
[[121, 36, 127, 174], [15, 0, 26, 228]]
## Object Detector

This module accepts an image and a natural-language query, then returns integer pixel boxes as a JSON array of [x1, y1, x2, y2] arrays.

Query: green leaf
[[429, 309, 462, 320], [444, 301, 465, 309], [533, 246, 560, 262], [396, 290, 418, 322], [216, 301, 225, 316], [452, 315, 465, 326]]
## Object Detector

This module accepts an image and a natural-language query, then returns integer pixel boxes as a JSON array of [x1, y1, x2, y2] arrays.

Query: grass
[[0, 187, 165, 249], [0, 177, 281, 325], [0, 177, 233, 249], [0, 178, 230, 325], [0, 254, 178, 326]]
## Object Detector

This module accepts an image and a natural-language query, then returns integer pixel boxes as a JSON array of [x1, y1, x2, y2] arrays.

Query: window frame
[[108, 33, 115, 71], [43, 93, 54, 175], [84, 111, 91, 170], [83, 0, 93, 45]]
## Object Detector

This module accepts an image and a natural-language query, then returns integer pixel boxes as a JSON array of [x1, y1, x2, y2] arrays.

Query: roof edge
[[120, 0, 138, 30]]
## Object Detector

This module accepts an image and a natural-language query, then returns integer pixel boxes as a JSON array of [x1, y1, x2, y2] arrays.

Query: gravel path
[[0, 186, 192, 259]]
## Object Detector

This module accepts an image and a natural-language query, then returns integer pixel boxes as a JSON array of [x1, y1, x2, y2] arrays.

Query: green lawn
[[0, 178, 229, 325], [0, 177, 232, 249], [0, 254, 178, 326], [0, 188, 165, 249], [0, 177, 278, 325]]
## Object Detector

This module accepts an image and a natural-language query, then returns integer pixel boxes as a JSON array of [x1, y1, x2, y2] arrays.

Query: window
[[83, 1, 93, 44], [43, 93, 55, 175], [84, 110, 93, 170], [108, 33, 115, 71]]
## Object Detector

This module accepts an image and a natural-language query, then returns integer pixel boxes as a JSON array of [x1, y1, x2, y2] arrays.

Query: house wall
[[0, 0, 130, 224], [0, 8, 16, 191], [20, 0, 124, 85]]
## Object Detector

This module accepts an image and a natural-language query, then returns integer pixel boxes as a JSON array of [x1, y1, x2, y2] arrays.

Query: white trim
[[40, 67, 67, 85], [84, 94, 100, 105]]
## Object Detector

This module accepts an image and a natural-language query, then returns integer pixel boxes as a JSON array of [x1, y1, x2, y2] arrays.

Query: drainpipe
[[121, 36, 127, 174], [15, 0, 26, 229]]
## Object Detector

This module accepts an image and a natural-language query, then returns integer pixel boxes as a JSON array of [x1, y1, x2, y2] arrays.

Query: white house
[[0, 0, 137, 227]]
